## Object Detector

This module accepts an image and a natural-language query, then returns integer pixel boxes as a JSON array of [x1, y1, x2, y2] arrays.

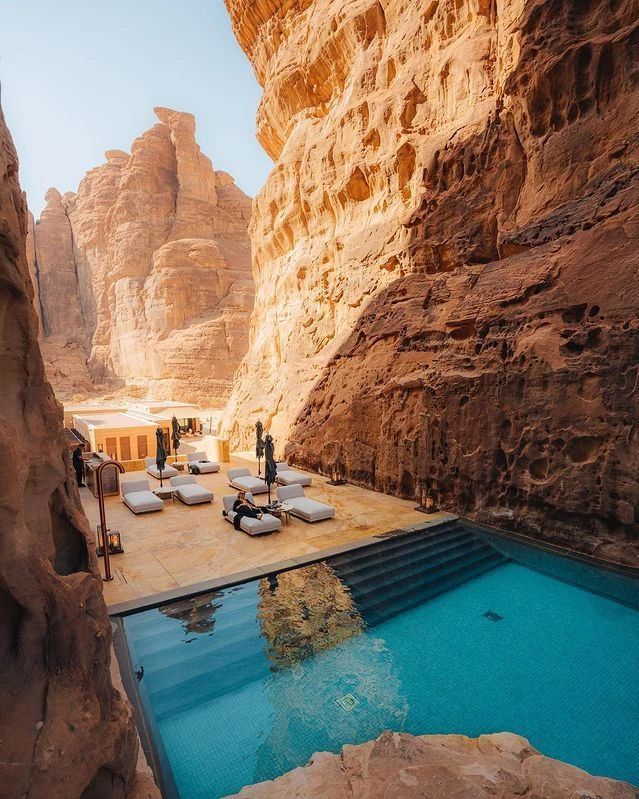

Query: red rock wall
[[223, 0, 639, 562], [0, 102, 155, 798]]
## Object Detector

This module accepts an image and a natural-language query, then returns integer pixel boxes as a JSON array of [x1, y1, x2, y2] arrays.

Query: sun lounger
[[275, 461, 312, 486], [227, 467, 269, 494], [187, 451, 220, 474], [276, 484, 335, 522], [145, 456, 179, 480], [121, 479, 164, 514], [170, 475, 213, 506], [222, 494, 281, 535]]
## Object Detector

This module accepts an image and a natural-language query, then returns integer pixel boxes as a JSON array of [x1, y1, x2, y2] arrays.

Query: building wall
[[73, 415, 171, 462]]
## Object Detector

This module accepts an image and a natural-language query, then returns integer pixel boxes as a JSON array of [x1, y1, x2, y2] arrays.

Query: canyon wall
[[30, 107, 254, 405], [222, 0, 639, 561], [0, 102, 156, 797]]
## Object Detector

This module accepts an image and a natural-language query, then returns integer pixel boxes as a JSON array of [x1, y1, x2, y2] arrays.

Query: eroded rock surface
[[0, 102, 156, 797], [29, 108, 254, 404], [227, 730, 637, 798], [222, 0, 639, 560]]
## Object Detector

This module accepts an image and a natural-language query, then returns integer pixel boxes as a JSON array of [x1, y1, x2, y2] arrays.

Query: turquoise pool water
[[121, 526, 639, 799]]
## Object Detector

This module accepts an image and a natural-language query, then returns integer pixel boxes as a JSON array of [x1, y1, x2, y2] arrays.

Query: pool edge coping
[[107, 513, 460, 617], [460, 517, 639, 578], [108, 512, 639, 618]]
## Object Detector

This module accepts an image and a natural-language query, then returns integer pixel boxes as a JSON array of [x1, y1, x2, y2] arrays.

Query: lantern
[[328, 460, 346, 486], [415, 481, 439, 514], [96, 526, 124, 557]]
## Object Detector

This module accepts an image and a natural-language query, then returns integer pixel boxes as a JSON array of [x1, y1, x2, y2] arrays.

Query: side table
[[279, 503, 293, 525]]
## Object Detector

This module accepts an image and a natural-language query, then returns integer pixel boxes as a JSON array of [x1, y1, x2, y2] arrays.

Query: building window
[[137, 435, 148, 459], [105, 437, 117, 459], [120, 436, 131, 461]]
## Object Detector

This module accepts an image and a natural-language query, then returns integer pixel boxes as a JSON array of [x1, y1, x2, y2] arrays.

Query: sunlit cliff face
[[29, 107, 254, 405], [221, 0, 639, 560], [222, 0, 521, 443]]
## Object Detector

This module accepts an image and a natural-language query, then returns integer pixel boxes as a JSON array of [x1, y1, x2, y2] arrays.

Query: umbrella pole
[[159, 468, 163, 488]]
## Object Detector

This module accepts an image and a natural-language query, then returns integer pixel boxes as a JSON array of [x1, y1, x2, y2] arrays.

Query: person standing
[[72, 444, 85, 487]]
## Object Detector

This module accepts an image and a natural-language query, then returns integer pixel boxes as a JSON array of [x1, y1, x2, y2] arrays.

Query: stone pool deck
[[81, 447, 448, 606]]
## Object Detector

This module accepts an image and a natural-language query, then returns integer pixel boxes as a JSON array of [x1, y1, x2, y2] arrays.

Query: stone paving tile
[[82, 449, 440, 605]]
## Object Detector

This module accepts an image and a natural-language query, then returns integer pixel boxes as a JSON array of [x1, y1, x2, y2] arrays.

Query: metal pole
[[96, 459, 125, 582]]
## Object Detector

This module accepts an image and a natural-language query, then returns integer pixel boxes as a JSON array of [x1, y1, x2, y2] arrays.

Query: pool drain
[[336, 692, 360, 712], [483, 610, 504, 622]]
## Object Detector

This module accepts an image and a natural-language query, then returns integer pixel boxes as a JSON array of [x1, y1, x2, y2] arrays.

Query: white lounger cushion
[[221, 494, 281, 535], [276, 469, 312, 486], [145, 457, 179, 479], [237, 514, 281, 534], [170, 475, 213, 505], [227, 467, 269, 494], [121, 479, 164, 514], [276, 484, 335, 522], [187, 451, 220, 473]]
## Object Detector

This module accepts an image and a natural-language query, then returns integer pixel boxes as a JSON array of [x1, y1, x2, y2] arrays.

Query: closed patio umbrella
[[156, 427, 168, 487], [264, 433, 277, 504], [255, 420, 265, 477], [171, 415, 181, 455]]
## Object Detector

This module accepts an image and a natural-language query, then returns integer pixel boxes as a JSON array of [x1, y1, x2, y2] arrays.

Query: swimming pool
[[115, 520, 639, 799]]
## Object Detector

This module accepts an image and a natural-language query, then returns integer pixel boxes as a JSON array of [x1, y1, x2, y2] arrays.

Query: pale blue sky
[[0, 0, 272, 215]]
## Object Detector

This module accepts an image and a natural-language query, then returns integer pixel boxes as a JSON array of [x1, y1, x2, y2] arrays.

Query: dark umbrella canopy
[[156, 427, 168, 486], [255, 420, 265, 476], [264, 433, 277, 503], [171, 416, 181, 453]]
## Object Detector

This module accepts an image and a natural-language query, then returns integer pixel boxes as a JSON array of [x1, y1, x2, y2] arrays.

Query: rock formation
[[228, 730, 637, 798], [222, 0, 639, 561], [29, 108, 254, 405], [0, 101, 157, 797]]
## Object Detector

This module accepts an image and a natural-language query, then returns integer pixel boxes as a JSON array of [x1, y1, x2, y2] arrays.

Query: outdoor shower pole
[[96, 459, 125, 582]]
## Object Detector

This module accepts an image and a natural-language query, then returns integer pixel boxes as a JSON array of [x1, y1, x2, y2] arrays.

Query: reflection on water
[[126, 530, 639, 799], [158, 590, 224, 635], [258, 562, 365, 669], [253, 563, 408, 786]]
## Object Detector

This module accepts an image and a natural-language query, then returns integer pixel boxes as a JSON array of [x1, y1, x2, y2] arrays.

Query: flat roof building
[[63, 404, 126, 428], [73, 412, 170, 463], [126, 400, 202, 417]]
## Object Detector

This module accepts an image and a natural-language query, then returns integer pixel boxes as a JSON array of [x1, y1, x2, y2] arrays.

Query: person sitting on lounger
[[232, 491, 267, 530]]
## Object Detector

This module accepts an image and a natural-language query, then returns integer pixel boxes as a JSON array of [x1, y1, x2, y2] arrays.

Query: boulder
[[227, 730, 637, 798]]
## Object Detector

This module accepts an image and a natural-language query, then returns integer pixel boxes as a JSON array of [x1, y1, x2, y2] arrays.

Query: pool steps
[[129, 522, 507, 720], [330, 524, 507, 626]]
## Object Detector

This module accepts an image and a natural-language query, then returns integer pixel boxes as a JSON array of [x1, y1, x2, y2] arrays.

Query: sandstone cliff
[[0, 102, 157, 798], [222, 0, 639, 561], [228, 731, 636, 798], [29, 108, 254, 405]]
